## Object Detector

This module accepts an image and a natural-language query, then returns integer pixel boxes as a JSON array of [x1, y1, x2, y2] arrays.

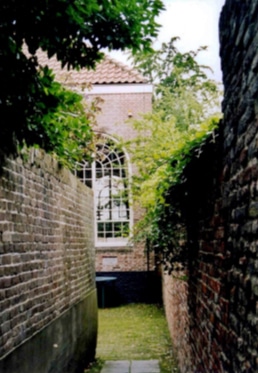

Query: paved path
[[100, 360, 160, 373]]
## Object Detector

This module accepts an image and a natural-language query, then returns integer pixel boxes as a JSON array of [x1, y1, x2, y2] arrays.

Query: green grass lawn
[[86, 303, 179, 373]]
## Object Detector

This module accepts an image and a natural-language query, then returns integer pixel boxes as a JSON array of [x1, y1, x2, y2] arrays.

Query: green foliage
[[0, 0, 164, 160], [129, 115, 219, 240], [84, 358, 104, 373], [132, 37, 222, 127], [126, 39, 222, 269], [1, 0, 164, 68], [17, 66, 98, 168], [133, 37, 212, 83], [36, 68, 99, 168]]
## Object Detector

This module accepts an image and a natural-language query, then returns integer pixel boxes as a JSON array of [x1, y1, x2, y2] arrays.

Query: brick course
[[0, 149, 95, 360]]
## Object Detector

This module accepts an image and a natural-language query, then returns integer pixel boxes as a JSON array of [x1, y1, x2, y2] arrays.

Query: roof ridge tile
[[34, 50, 147, 85]]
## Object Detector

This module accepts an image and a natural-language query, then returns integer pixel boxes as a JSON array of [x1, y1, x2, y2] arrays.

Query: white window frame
[[75, 134, 133, 247]]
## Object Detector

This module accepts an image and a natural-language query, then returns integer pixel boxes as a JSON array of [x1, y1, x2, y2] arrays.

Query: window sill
[[95, 242, 134, 251]]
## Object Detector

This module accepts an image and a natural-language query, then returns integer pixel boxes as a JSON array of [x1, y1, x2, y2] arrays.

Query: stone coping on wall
[[16, 147, 92, 197]]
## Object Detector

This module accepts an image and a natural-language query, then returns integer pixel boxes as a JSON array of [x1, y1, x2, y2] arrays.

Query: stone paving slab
[[100, 360, 130, 373], [100, 360, 160, 373], [131, 360, 160, 373]]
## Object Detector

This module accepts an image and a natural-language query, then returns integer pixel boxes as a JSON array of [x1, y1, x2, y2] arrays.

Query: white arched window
[[75, 135, 132, 246]]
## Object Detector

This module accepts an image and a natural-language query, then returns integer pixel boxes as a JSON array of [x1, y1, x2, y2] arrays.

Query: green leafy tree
[[33, 67, 102, 168], [132, 37, 221, 128], [0, 0, 164, 159], [126, 38, 222, 268]]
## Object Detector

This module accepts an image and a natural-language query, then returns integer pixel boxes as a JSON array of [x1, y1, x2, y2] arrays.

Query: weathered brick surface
[[0, 149, 95, 359], [163, 1, 258, 372], [162, 271, 191, 371]]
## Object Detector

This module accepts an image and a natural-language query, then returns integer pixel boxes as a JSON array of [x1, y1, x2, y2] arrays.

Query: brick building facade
[[83, 59, 159, 304], [37, 52, 161, 304]]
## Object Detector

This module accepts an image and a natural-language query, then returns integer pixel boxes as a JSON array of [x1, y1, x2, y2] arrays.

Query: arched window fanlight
[[75, 134, 132, 246]]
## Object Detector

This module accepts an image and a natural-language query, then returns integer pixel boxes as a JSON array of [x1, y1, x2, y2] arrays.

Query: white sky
[[110, 0, 226, 82]]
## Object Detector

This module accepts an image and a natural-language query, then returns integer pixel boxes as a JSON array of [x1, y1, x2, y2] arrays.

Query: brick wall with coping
[[163, 1, 258, 372], [0, 148, 95, 360]]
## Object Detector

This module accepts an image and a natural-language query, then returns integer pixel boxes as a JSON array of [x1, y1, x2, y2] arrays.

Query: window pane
[[76, 136, 131, 244]]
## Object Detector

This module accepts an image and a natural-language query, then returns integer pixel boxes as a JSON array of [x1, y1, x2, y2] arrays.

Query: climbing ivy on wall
[[129, 115, 220, 271], [126, 38, 222, 271]]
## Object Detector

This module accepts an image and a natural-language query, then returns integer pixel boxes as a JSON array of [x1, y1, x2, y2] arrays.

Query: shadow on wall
[[0, 294, 98, 373], [0, 150, 98, 373]]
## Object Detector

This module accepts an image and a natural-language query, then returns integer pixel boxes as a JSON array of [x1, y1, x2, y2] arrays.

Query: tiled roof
[[35, 50, 147, 86]]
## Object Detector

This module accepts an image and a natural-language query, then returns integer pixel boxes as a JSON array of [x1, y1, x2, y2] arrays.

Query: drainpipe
[[146, 238, 150, 272]]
